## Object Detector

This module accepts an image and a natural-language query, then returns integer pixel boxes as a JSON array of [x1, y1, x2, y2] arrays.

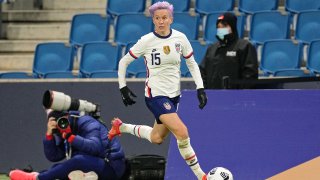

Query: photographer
[[9, 109, 126, 180]]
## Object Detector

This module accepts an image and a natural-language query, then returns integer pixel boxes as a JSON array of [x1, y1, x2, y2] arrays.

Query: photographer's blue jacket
[[42, 114, 125, 178]]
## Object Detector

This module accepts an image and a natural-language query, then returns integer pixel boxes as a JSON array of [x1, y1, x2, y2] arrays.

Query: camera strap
[[64, 140, 72, 160], [64, 114, 79, 160]]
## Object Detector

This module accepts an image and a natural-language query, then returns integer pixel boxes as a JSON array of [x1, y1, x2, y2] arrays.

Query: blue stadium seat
[[135, 71, 147, 78], [203, 12, 246, 43], [285, 0, 320, 14], [90, 71, 118, 78], [195, 0, 234, 15], [79, 42, 121, 78], [0, 72, 32, 79], [260, 40, 303, 75], [307, 39, 320, 75], [43, 72, 76, 79], [114, 13, 153, 45], [151, 0, 190, 12], [181, 40, 208, 76], [238, 0, 278, 14], [250, 11, 290, 45], [107, 0, 145, 17], [171, 12, 200, 40], [33, 43, 74, 78], [69, 14, 110, 47], [273, 69, 312, 77], [125, 42, 147, 77], [295, 10, 320, 44]]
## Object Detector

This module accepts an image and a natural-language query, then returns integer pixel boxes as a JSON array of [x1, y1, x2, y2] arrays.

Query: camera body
[[43, 90, 101, 119]]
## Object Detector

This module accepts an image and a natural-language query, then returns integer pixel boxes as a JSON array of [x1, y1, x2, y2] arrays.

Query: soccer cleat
[[9, 169, 38, 180], [68, 170, 98, 180], [107, 118, 123, 140], [202, 174, 207, 180]]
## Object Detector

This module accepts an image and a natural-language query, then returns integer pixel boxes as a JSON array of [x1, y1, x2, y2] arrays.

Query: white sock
[[120, 123, 152, 143], [177, 138, 205, 180]]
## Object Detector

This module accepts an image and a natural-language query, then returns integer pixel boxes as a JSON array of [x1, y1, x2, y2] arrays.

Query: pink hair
[[149, 1, 174, 17]]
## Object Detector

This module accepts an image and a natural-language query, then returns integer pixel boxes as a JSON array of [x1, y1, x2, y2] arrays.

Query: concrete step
[[0, 40, 68, 53], [3, 22, 70, 40], [0, 53, 34, 71], [42, 0, 107, 10], [2, 10, 106, 22]]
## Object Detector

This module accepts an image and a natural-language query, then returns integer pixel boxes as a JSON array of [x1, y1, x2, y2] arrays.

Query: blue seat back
[[181, 40, 208, 76], [295, 10, 320, 44], [69, 14, 109, 46], [238, 0, 278, 14], [135, 71, 147, 78], [260, 40, 302, 74], [273, 69, 312, 77], [90, 71, 118, 78], [195, 0, 234, 14], [114, 13, 153, 45], [107, 0, 145, 16], [250, 11, 290, 44], [204, 12, 246, 43], [307, 39, 320, 74], [285, 0, 320, 13], [171, 12, 199, 40], [33, 43, 74, 78], [125, 42, 147, 77], [0, 72, 32, 79], [151, 0, 190, 12], [79, 42, 121, 77], [44, 72, 76, 79]]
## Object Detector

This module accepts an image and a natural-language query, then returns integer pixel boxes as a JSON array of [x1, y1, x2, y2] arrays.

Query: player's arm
[[118, 39, 146, 106], [185, 55, 204, 90], [118, 53, 135, 88], [182, 36, 207, 109]]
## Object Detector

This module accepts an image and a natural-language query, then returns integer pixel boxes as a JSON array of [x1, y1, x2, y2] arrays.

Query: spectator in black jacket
[[199, 12, 258, 89]]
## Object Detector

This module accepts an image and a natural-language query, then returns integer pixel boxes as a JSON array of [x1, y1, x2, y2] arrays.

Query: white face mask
[[216, 28, 230, 40]]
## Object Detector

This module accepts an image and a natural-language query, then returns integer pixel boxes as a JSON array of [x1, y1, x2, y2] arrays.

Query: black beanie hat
[[47, 110, 68, 120], [216, 12, 238, 38]]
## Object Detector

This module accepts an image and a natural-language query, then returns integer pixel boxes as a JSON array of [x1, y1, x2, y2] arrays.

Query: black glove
[[197, 88, 207, 109], [120, 86, 137, 106]]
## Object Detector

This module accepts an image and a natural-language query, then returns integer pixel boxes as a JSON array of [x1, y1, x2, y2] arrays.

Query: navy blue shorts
[[145, 96, 180, 124]]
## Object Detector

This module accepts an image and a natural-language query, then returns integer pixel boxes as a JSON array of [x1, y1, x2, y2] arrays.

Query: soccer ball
[[207, 167, 233, 180]]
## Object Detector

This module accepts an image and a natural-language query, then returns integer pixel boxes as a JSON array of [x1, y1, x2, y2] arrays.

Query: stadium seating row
[[69, 10, 320, 46], [106, 0, 320, 15], [0, 39, 319, 79]]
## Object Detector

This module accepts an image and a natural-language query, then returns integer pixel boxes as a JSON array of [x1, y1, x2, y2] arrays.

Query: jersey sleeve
[[118, 38, 146, 88], [181, 35, 204, 89]]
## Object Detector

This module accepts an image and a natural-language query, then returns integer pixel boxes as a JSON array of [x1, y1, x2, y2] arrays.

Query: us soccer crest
[[175, 43, 182, 53], [163, 102, 172, 110], [163, 46, 170, 55]]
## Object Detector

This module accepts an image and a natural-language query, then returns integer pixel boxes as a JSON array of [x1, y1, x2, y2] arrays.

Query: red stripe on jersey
[[143, 56, 149, 78], [146, 81, 152, 97], [129, 50, 138, 59], [184, 52, 193, 59]]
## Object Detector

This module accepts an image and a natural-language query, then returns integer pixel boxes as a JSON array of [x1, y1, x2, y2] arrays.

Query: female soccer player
[[108, 1, 207, 179]]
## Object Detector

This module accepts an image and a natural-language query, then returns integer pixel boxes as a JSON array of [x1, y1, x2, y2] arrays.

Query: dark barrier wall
[[165, 90, 320, 179], [0, 79, 319, 174], [0, 80, 196, 173]]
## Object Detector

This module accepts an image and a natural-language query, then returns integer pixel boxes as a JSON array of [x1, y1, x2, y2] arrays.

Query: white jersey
[[118, 29, 204, 98]]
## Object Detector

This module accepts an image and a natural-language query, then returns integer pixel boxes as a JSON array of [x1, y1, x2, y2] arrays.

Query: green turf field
[[0, 175, 9, 180]]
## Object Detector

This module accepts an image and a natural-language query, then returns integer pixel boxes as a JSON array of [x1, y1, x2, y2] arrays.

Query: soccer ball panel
[[207, 167, 233, 180]]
